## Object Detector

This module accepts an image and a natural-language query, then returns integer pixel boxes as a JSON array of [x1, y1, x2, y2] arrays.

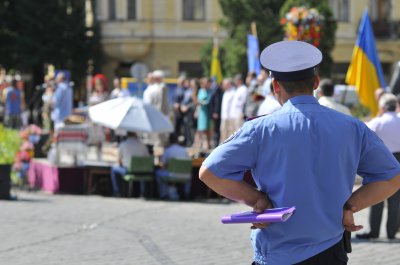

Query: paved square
[[1, 190, 399, 265]]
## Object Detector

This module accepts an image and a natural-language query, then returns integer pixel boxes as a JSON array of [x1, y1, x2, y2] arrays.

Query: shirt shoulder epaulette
[[246, 114, 269, 122]]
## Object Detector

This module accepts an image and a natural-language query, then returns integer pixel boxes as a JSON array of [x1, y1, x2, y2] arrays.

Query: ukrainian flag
[[210, 42, 223, 84], [346, 10, 386, 116]]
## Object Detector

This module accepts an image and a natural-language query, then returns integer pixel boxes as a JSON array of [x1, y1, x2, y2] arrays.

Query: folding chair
[[123, 156, 154, 197], [163, 158, 193, 199]]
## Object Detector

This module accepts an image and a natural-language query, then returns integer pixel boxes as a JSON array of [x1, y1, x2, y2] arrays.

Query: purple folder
[[221, 206, 296, 224]]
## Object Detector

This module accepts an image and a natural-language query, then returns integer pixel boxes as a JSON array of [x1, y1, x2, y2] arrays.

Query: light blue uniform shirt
[[53, 82, 72, 123], [203, 95, 400, 265]]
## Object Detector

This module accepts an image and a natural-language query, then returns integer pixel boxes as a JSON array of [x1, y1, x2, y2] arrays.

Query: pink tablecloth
[[28, 159, 59, 193], [28, 159, 85, 194]]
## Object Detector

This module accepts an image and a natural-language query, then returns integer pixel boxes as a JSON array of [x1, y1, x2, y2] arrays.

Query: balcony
[[371, 19, 400, 39]]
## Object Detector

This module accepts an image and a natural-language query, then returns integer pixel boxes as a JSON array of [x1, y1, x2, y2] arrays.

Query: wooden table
[[83, 161, 114, 194]]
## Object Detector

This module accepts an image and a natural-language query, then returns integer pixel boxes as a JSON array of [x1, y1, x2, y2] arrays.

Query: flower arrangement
[[281, 6, 324, 47], [0, 125, 21, 164]]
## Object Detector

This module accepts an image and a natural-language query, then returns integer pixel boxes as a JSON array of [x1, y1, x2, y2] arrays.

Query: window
[[95, 0, 103, 20], [127, 0, 136, 20], [108, 0, 116, 20], [329, 0, 349, 22], [183, 0, 205, 21], [179, 62, 203, 78], [369, 0, 391, 20]]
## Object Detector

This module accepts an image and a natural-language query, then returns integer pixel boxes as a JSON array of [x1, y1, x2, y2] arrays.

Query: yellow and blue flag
[[210, 42, 222, 84], [346, 10, 386, 116]]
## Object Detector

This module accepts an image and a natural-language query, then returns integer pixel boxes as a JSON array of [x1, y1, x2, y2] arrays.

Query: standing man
[[256, 82, 281, 116], [199, 41, 400, 265], [356, 93, 400, 240], [232, 74, 247, 131], [52, 73, 72, 131], [244, 72, 262, 118], [143, 70, 170, 147], [220, 78, 236, 142], [144, 70, 169, 116], [4, 79, 23, 129], [172, 76, 187, 137], [318, 79, 351, 115], [208, 81, 223, 148]]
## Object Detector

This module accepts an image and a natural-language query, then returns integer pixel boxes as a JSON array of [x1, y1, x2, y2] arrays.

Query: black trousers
[[368, 152, 400, 238], [252, 240, 348, 265], [212, 118, 221, 148]]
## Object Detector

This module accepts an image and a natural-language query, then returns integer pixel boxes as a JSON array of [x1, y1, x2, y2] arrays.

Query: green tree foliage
[[0, 0, 100, 88], [0, 125, 21, 164], [280, 0, 337, 77], [200, 41, 213, 77], [201, 0, 284, 78]]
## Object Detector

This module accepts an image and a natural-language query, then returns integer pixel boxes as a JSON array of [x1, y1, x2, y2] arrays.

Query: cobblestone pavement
[[1, 190, 399, 265]]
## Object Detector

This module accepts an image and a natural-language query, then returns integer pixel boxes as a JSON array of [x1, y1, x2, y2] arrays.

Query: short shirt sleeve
[[357, 126, 400, 185], [202, 122, 258, 181]]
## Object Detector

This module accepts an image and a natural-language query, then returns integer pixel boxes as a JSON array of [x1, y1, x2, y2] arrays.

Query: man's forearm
[[199, 165, 264, 207], [347, 175, 400, 212]]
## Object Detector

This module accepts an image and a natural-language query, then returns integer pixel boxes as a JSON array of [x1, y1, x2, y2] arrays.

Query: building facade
[[330, 0, 400, 83], [95, 0, 400, 85], [95, 0, 226, 80]]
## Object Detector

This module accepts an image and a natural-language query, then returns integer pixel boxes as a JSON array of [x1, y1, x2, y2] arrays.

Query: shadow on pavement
[[352, 238, 400, 244]]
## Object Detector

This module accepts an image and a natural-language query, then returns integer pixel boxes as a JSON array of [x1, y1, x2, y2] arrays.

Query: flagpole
[[251, 22, 257, 37], [213, 23, 219, 49]]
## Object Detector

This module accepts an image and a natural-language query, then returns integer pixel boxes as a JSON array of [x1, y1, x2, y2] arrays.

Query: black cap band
[[270, 68, 316, 81]]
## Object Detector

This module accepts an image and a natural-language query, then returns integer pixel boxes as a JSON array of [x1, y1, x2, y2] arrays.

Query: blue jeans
[[155, 169, 191, 199], [110, 166, 127, 195], [110, 165, 146, 196]]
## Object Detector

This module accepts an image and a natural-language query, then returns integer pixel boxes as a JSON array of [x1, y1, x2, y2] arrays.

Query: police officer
[[199, 41, 400, 265]]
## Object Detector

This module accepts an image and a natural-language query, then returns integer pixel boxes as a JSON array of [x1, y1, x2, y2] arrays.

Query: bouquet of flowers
[[281, 6, 323, 47]]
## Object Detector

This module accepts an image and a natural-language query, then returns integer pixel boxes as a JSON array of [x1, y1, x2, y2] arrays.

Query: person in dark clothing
[[208, 82, 223, 148], [180, 78, 199, 146], [173, 77, 187, 137]]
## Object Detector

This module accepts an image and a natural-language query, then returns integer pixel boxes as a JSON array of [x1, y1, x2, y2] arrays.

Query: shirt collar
[[285, 95, 319, 106], [382, 111, 398, 117]]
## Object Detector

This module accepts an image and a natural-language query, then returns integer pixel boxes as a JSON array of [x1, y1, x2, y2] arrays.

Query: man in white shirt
[[155, 134, 190, 200], [231, 74, 248, 131], [220, 78, 236, 142], [143, 72, 155, 103], [318, 79, 351, 115], [257, 81, 281, 116], [357, 93, 400, 240], [143, 70, 169, 116], [110, 132, 150, 197], [142, 70, 170, 147]]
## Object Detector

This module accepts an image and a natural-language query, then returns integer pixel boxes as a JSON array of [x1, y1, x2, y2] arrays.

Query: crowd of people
[[169, 70, 280, 150], [2, 64, 400, 205]]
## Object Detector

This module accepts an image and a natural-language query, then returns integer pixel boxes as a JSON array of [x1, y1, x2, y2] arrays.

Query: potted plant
[[0, 125, 21, 199]]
